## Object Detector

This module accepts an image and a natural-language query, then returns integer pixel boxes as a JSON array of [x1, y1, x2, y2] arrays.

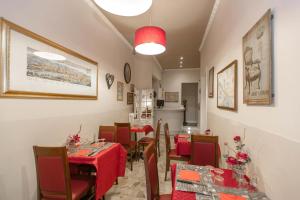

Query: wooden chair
[[114, 122, 137, 171], [143, 141, 171, 200], [164, 123, 190, 181], [191, 135, 219, 167], [99, 126, 116, 142], [33, 146, 94, 200], [138, 120, 162, 157]]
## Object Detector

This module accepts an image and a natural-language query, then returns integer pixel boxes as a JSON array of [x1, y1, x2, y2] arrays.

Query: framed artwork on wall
[[130, 84, 135, 93], [105, 73, 114, 89], [117, 81, 124, 101], [243, 9, 272, 105], [0, 18, 98, 99], [165, 92, 179, 102], [124, 63, 131, 84], [127, 92, 134, 105], [208, 67, 214, 98], [217, 60, 237, 111]]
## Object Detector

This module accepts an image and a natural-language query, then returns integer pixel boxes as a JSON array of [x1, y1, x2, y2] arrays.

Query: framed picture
[[130, 84, 135, 93], [117, 81, 124, 101], [208, 67, 214, 98], [165, 92, 179, 102], [124, 63, 131, 84], [0, 18, 98, 99], [127, 92, 134, 105], [217, 60, 237, 111], [243, 9, 272, 105]]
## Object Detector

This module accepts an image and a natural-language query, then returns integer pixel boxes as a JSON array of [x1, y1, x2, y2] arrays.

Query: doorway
[[181, 83, 198, 126]]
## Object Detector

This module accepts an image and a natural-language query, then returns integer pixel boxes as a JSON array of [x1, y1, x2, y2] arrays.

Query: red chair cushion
[[143, 125, 154, 135], [159, 194, 172, 200], [116, 127, 131, 145], [100, 131, 114, 142], [38, 157, 66, 193], [192, 142, 216, 166]]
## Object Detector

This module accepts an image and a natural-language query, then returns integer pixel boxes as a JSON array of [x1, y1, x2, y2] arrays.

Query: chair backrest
[[33, 146, 72, 200], [143, 141, 159, 200], [114, 122, 131, 145], [191, 135, 219, 167], [99, 125, 116, 142], [155, 120, 161, 144], [164, 123, 171, 153]]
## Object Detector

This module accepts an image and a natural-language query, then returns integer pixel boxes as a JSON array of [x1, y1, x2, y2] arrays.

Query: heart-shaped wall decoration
[[105, 73, 114, 89]]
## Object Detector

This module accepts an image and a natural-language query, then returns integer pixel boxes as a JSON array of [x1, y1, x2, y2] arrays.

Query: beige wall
[[200, 0, 300, 199], [0, 0, 160, 199]]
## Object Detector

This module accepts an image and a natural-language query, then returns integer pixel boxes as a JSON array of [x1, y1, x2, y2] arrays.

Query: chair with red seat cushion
[[138, 120, 162, 157], [99, 125, 116, 142], [191, 134, 219, 167], [114, 122, 137, 171], [33, 146, 94, 200], [143, 141, 171, 200], [164, 123, 190, 181]]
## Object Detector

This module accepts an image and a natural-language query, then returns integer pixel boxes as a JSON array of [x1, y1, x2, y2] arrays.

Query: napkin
[[219, 193, 246, 200], [71, 149, 92, 156], [178, 170, 201, 182]]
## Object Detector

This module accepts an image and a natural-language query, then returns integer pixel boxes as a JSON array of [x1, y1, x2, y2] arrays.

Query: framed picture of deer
[[243, 9, 272, 105]]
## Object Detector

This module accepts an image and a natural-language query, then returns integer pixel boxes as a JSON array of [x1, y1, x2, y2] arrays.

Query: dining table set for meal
[[68, 141, 127, 200], [171, 163, 269, 200]]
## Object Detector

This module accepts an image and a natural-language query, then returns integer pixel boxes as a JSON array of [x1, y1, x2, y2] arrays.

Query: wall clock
[[124, 63, 131, 84]]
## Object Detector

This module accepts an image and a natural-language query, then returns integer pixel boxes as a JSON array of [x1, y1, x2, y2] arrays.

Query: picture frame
[[208, 67, 214, 98], [127, 92, 134, 105], [124, 63, 131, 84], [217, 60, 237, 111], [242, 9, 272, 105], [0, 18, 98, 99], [117, 81, 124, 101], [130, 84, 135, 93], [165, 92, 179, 102]]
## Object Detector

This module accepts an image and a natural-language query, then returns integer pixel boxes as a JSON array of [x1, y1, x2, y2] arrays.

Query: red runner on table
[[68, 143, 127, 200]]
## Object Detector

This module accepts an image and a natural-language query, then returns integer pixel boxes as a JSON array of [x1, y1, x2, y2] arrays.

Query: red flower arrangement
[[69, 134, 80, 144]]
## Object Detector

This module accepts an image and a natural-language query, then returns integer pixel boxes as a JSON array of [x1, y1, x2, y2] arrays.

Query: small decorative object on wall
[[217, 60, 237, 111], [127, 92, 134, 105], [124, 63, 131, 84], [130, 84, 135, 93], [105, 73, 114, 89], [0, 18, 98, 99], [243, 9, 272, 105], [165, 92, 179, 102], [208, 67, 214, 98], [117, 81, 124, 101]]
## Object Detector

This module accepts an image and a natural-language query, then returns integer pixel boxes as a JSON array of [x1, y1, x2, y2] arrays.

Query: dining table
[[131, 124, 154, 142], [171, 163, 269, 200], [68, 142, 127, 200]]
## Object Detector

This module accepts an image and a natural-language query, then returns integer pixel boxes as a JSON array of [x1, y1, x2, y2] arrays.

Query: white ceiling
[[96, 0, 215, 69]]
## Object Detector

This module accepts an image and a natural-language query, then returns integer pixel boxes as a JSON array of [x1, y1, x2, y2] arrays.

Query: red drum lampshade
[[134, 26, 166, 55]]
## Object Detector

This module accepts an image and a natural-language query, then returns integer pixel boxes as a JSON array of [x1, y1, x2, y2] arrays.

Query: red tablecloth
[[171, 164, 242, 200], [68, 143, 127, 200]]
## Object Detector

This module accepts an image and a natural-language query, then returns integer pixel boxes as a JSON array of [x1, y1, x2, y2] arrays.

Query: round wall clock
[[124, 63, 131, 84]]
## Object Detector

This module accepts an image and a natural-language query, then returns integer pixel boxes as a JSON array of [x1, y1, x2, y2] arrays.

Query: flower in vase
[[226, 156, 238, 165], [233, 136, 241, 143]]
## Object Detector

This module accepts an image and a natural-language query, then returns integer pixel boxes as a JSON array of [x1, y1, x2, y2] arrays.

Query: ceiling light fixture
[[94, 0, 152, 16], [180, 56, 184, 60], [33, 51, 66, 61], [134, 26, 166, 55]]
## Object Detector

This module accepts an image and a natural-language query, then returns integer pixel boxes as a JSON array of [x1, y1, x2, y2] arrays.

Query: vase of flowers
[[224, 136, 251, 187], [66, 133, 81, 148]]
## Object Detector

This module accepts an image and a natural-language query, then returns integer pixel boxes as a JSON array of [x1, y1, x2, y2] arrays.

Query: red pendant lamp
[[134, 26, 166, 55]]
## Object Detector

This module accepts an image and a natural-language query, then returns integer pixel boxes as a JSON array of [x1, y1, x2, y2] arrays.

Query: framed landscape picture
[[165, 92, 179, 102], [217, 60, 237, 111], [117, 81, 124, 101], [0, 18, 98, 99], [243, 9, 272, 105], [208, 67, 214, 98]]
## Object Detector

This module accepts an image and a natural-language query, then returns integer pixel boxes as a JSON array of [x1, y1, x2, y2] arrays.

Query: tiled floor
[[105, 136, 173, 200]]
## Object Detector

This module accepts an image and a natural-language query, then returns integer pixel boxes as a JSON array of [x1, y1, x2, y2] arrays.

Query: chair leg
[[115, 178, 118, 185], [157, 141, 160, 157], [165, 158, 170, 181], [130, 150, 133, 171]]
